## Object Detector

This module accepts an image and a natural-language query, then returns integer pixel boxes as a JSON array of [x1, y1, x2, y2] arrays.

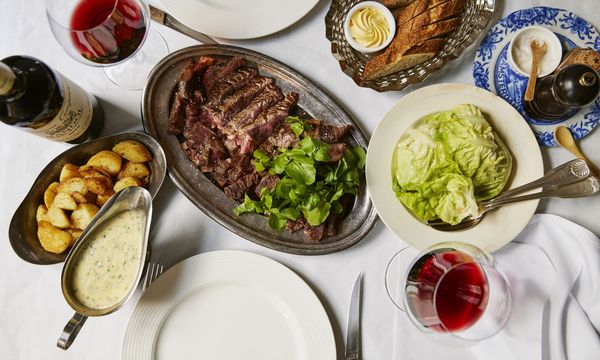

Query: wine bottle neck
[[0, 62, 16, 96]]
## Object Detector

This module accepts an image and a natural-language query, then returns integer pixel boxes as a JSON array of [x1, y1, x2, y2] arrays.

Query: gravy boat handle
[[57, 312, 87, 350]]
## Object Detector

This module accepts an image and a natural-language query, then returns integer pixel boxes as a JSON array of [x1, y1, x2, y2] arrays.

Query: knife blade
[[149, 5, 218, 45], [345, 273, 362, 360]]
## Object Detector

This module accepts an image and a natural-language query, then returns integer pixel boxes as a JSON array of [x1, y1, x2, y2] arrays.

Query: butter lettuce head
[[392, 105, 512, 224]]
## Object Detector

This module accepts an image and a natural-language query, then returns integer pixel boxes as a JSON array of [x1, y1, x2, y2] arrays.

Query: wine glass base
[[104, 28, 169, 90]]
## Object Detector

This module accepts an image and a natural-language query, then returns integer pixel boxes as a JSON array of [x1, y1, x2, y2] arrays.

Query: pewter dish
[[9, 132, 166, 265], [325, 0, 495, 92], [142, 44, 377, 255]]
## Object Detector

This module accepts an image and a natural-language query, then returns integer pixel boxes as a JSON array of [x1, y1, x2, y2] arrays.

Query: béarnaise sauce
[[71, 209, 145, 310]]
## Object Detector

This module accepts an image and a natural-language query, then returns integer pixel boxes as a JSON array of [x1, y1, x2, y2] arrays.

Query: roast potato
[[86, 150, 122, 175], [118, 162, 150, 181], [57, 177, 88, 195], [59, 164, 80, 182], [36, 205, 48, 222], [47, 205, 71, 229], [71, 203, 99, 230], [53, 192, 77, 211], [43, 182, 59, 208], [113, 177, 142, 193], [112, 140, 152, 163], [37, 221, 73, 254]]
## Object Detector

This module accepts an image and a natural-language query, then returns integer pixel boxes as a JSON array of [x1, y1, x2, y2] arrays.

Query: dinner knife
[[149, 5, 218, 45], [345, 273, 362, 360]]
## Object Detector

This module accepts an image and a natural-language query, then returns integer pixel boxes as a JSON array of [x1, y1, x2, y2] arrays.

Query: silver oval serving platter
[[142, 44, 377, 255], [9, 132, 166, 265]]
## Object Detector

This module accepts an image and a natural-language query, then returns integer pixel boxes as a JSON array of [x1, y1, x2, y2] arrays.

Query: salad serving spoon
[[428, 159, 596, 231]]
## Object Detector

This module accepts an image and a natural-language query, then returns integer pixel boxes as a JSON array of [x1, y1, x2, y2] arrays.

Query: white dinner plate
[[122, 251, 336, 360], [159, 0, 320, 39], [366, 83, 544, 253]]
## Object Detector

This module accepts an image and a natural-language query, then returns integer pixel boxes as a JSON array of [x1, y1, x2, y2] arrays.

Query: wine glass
[[385, 242, 511, 342], [46, 0, 169, 90]]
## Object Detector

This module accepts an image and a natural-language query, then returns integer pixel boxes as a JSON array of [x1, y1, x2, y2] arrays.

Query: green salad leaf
[[236, 117, 366, 229], [392, 104, 512, 225]]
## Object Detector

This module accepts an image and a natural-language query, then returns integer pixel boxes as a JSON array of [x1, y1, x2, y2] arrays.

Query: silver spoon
[[57, 187, 152, 350], [427, 159, 593, 231]]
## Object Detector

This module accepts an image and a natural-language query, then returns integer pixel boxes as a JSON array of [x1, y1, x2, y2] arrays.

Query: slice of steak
[[305, 120, 352, 143], [180, 140, 209, 168], [239, 92, 300, 154], [304, 224, 326, 242], [182, 122, 228, 168], [227, 84, 284, 133], [254, 174, 280, 198], [211, 158, 232, 187], [201, 76, 274, 130], [286, 216, 307, 233], [203, 56, 245, 91], [285, 216, 325, 241], [177, 56, 215, 104], [224, 173, 260, 201], [226, 153, 254, 184], [218, 77, 274, 124], [168, 95, 187, 135], [206, 67, 258, 106], [327, 143, 348, 162], [270, 123, 299, 149]]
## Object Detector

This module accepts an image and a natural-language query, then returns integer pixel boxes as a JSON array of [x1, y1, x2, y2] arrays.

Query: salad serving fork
[[428, 159, 599, 231]]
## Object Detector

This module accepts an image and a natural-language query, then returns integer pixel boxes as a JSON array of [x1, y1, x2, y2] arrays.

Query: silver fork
[[142, 262, 164, 291]]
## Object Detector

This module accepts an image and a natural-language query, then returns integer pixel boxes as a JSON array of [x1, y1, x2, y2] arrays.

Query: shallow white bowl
[[344, 1, 396, 54], [508, 25, 562, 77], [366, 83, 543, 253]]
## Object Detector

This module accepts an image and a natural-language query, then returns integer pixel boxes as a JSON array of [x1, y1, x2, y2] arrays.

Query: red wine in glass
[[406, 249, 489, 333], [70, 0, 147, 64]]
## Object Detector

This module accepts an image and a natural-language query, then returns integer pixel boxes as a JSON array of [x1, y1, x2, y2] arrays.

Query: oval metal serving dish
[[142, 44, 377, 255], [9, 132, 166, 265], [325, 0, 495, 92]]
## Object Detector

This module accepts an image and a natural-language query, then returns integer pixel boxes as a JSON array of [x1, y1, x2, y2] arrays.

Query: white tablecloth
[[1, 0, 599, 359]]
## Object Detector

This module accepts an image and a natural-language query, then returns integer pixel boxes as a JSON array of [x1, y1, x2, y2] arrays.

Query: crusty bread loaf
[[363, 17, 460, 80], [363, 39, 445, 80], [380, 0, 416, 8], [396, 0, 452, 26], [398, 0, 465, 33]]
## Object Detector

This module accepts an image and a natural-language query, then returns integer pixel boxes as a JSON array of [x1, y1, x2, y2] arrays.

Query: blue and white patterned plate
[[473, 7, 600, 146]]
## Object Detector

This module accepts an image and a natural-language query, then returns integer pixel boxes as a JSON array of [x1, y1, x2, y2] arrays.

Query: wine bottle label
[[0, 62, 16, 95], [32, 73, 93, 142]]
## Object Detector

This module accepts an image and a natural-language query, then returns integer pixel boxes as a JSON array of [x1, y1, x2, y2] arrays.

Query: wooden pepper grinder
[[524, 64, 600, 121]]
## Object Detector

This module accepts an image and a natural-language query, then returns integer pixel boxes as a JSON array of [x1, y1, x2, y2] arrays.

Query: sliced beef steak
[[239, 92, 300, 154], [226, 84, 284, 133], [327, 143, 348, 162], [206, 67, 258, 106], [168, 95, 187, 135], [254, 174, 280, 198], [305, 120, 352, 143], [224, 173, 260, 201], [182, 122, 228, 168], [202, 56, 245, 91], [218, 77, 274, 124], [286, 216, 326, 242], [259, 123, 300, 156], [178, 56, 215, 104]]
